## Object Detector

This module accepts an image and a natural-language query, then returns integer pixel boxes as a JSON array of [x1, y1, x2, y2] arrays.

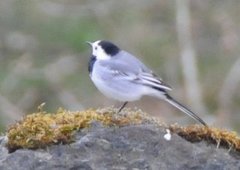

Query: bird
[[86, 40, 207, 126]]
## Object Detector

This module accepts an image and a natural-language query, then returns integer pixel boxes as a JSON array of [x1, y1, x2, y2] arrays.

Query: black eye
[[95, 47, 97, 50]]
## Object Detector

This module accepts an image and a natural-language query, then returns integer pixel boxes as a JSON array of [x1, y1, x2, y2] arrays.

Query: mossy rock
[[6, 107, 240, 154]]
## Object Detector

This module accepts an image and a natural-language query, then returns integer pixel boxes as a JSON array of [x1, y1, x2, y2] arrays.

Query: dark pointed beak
[[86, 41, 92, 46]]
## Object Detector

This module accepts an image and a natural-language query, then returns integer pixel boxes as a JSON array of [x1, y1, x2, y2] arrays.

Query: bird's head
[[86, 40, 120, 60]]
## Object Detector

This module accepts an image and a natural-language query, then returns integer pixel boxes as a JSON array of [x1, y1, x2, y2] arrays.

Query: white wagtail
[[87, 40, 207, 126]]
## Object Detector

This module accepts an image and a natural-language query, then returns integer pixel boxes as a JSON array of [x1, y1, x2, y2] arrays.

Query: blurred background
[[0, 0, 240, 132]]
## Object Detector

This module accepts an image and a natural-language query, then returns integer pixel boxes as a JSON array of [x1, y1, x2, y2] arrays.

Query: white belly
[[90, 71, 143, 102]]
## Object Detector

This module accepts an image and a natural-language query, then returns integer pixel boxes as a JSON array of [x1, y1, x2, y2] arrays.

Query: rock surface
[[0, 123, 239, 170]]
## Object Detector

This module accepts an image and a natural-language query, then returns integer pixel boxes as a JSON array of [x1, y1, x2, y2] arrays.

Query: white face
[[90, 40, 111, 60]]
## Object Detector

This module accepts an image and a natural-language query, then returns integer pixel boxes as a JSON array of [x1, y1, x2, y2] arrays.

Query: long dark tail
[[165, 94, 207, 126]]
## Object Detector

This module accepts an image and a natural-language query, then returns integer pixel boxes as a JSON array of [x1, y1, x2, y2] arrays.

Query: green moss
[[170, 124, 240, 152], [6, 106, 240, 154], [7, 107, 153, 152]]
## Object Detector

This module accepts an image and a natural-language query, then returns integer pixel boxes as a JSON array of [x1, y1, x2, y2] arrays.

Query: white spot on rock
[[164, 129, 171, 141]]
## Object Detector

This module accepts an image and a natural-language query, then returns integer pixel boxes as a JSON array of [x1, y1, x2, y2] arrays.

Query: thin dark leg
[[117, 102, 128, 113]]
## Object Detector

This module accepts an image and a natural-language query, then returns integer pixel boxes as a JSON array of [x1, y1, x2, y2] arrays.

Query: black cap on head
[[98, 40, 120, 56]]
